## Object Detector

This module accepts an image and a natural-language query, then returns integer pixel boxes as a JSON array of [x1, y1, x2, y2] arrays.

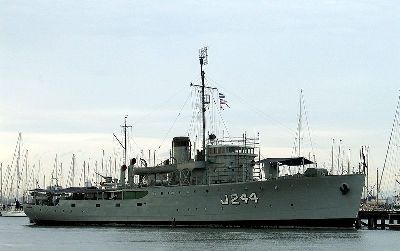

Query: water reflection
[[2, 218, 398, 251]]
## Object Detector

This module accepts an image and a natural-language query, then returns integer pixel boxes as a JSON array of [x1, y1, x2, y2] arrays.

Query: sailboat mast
[[376, 167, 379, 206], [1, 163, 2, 204], [72, 154, 75, 187], [16, 132, 21, 201], [124, 116, 127, 165], [331, 139, 335, 173], [55, 154, 58, 186], [298, 89, 302, 157], [25, 150, 28, 202]]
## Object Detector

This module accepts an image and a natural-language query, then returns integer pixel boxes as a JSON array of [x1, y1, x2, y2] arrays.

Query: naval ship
[[24, 48, 365, 227]]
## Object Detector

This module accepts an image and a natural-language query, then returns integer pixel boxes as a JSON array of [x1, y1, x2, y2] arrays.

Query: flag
[[219, 93, 230, 109]]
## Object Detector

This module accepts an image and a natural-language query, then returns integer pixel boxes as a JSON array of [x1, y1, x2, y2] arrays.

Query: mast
[[124, 116, 128, 165], [338, 139, 341, 174], [83, 161, 86, 187], [366, 146, 369, 201], [24, 149, 28, 202], [55, 154, 58, 186], [199, 47, 208, 153], [331, 139, 335, 174], [102, 150, 104, 175], [16, 132, 21, 202], [1, 163, 2, 205], [298, 89, 302, 157], [72, 154, 75, 187], [60, 162, 63, 187], [376, 167, 379, 206], [347, 148, 351, 174], [114, 116, 132, 166]]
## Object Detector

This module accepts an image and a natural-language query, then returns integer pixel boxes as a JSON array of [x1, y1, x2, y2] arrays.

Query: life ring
[[340, 183, 350, 195]]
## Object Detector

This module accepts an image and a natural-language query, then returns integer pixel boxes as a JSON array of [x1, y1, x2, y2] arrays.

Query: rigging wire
[[379, 93, 400, 193], [157, 91, 192, 150], [204, 75, 297, 135], [302, 91, 316, 162], [132, 85, 189, 125]]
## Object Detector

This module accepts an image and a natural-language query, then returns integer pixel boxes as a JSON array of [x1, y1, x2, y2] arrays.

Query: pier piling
[[359, 210, 400, 230]]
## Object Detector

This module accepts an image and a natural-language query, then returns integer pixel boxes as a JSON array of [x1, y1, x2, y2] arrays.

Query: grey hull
[[25, 174, 364, 228]]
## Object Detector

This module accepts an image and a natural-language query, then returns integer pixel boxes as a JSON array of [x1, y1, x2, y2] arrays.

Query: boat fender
[[340, 183, 350, 195]]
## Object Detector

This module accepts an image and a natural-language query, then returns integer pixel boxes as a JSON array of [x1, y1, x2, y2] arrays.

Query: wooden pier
[[358, 210, 400, 230]]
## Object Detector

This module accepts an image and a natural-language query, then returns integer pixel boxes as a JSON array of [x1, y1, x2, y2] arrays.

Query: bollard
[[373, 217, 378, 229], [368, 217, 373, 230], [355, 219, 362, 229], [381, 218, 386, 230]]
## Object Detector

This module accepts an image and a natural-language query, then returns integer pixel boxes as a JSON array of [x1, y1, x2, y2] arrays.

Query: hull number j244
[[220, 193, 259, 205]]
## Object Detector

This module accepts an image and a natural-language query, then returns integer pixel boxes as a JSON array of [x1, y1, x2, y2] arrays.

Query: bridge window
[[228, 147, 236, 153]]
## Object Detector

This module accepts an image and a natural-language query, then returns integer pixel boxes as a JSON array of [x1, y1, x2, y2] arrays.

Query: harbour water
[[0, 218, 399, 251]]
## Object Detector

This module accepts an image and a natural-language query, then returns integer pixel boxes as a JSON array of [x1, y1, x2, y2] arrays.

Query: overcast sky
[[1, 1, 399, 188]]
